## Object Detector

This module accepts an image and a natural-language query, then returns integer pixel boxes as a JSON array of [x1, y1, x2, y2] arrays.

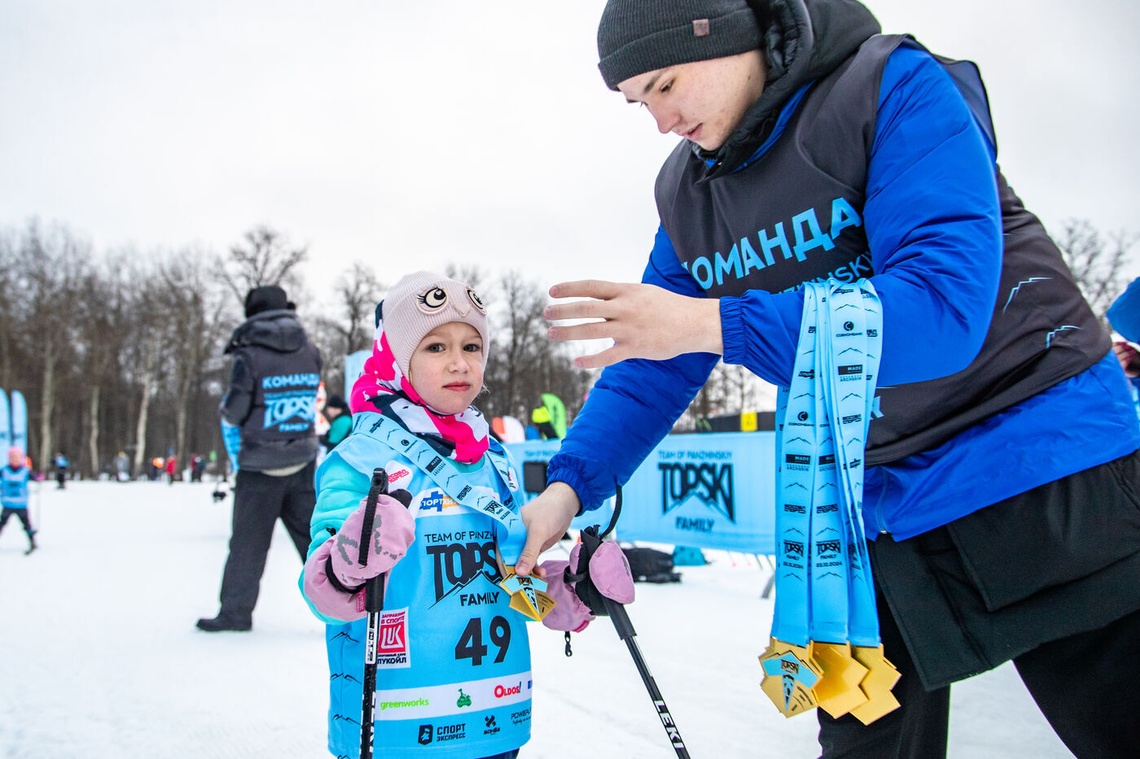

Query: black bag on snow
[[621, 546, 682, 584]]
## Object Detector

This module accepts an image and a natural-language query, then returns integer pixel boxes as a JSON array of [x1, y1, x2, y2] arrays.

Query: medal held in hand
[[499, 565, 555, 622], [758, 281, 900, 724]]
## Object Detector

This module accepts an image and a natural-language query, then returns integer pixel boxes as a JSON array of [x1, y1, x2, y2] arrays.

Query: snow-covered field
[[0, 480, 1073, 758]]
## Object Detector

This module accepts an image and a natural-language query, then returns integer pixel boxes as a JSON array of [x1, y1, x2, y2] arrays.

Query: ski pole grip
[[359, 468, 389, 566]]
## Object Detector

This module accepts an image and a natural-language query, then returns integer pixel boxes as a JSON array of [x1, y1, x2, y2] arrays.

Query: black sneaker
[[24, 544, 36, 556], [196, 615, 252, 632]]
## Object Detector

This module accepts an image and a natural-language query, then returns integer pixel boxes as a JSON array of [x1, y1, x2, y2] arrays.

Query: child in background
[[300, 271, 631, 758], [0, 446, 35, 554], [318, 393, 353, 451]]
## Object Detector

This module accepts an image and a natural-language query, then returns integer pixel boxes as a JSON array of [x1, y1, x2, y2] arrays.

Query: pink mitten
[[539, 541, 636, 632], [539, 559, 594, 632], [329, 493, 416, 589], [303, 539, 368, 621], [583, 541, 635, 604]]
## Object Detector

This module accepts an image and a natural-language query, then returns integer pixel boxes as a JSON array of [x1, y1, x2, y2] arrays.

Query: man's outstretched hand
[[545, 280, 723, 369]]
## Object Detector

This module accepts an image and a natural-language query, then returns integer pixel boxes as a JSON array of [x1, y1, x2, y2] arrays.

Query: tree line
[[0, 221, 594, 479], [0, 217, 1130, 478]]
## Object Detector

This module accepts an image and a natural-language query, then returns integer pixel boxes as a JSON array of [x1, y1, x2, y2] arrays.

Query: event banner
[[505, 432, 776, 554]]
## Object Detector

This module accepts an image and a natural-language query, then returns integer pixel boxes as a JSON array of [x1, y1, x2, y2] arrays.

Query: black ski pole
[[602, 596, 690, 757], [358, 467, 414, 759], [583, 486, 691, 758]]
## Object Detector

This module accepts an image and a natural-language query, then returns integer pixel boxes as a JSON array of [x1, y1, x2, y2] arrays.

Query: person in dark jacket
[[197, 285, 323, 632], [515, 1, 1140, 756]]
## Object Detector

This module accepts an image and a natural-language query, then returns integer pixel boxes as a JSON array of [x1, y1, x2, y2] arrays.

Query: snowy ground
[[0, 481, 1074, 758]]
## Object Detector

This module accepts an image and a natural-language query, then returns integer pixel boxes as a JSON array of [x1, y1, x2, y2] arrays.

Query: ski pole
[[602, 595, 690, 758], [582, 485, 691, 758], [358, 467, 412, 759]]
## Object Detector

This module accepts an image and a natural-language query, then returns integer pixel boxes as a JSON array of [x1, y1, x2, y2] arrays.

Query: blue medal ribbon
[[772, 280, 882, 648]]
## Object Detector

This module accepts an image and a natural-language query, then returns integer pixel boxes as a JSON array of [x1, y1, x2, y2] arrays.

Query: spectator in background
[[113, 451, 130, 482], [1108, 278, 1140, 394], [189, 453, 205, 482], [0, 446, 35, 554], [531, 405, 559, 440], [52, 452, 69, 490], [318, 393, 352, 451], [197, 285, 322, 633], [1108, 278, 1140, 343]]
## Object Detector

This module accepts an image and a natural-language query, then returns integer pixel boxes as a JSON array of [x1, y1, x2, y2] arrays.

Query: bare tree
[[484, 270, 547, 420], [481, 270, 593, 427], [1054, 219, 1137, 324], [0, 230, 18, 391], [672, 361, 772, 432], [74, 257, 133, 476], [215, 225, 308, 307], [117, 256, 175, 478], [14, 222, 90, 469], [157, 249, 229, 470], [311, 261, 385, 393]]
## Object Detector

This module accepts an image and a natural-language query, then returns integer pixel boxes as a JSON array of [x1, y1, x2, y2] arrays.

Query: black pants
[[817, 450, 1140, 759], [0, 507, 34, 538], [216, 462, 315, 623], [818, 602, 1140, 758]]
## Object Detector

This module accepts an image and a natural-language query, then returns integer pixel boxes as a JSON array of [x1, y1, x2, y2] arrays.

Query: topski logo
[[658, 459, 735, 523], [425, 538, 502, 604], [263, 390, 316, 430]]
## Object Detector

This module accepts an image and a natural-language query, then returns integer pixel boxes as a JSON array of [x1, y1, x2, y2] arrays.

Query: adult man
[[198, 285, 322, 632], [515, 1, 1140, 756]]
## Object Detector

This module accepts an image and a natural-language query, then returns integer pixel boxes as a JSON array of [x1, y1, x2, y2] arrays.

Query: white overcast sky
[[2, 0, 1138, 300]]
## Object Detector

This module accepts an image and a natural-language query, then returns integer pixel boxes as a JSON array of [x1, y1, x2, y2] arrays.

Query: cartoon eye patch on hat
[[415, 285, 486, 315]]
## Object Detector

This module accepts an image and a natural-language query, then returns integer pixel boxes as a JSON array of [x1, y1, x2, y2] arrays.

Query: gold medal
[[759, 637, 822, 717], [508, 587, 555, 620], [848, 644, 901, 725], [809, 641, 870, 718], [498, 566, 554, 622]]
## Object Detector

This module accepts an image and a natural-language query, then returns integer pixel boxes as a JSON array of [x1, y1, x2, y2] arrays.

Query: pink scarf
[[348, 320, 489, 464]]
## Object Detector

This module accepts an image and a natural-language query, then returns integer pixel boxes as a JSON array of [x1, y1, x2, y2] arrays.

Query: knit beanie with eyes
[[379, 271, 489, 379], [597, 0, 763, 90]]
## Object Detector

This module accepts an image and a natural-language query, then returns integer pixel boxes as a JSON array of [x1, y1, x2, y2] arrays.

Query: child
[[0, 446, 35, 554], [300, 271, 630, 759]]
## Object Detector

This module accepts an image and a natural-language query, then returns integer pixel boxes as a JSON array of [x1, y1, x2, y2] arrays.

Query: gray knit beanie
[[597, 0, 763, 90], [380, 271, 488, 379]]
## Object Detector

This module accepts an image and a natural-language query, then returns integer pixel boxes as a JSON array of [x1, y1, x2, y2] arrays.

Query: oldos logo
[[493, 681, 522, 698]]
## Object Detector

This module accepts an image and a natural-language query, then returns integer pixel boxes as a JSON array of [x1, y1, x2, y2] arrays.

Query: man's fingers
[[549, 279, 624, 300], [573, 345, 628, 370], [547, 320, 620, 342]]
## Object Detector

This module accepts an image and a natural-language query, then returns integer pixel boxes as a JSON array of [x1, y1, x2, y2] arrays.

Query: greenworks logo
[[379, 697, 429, 711]]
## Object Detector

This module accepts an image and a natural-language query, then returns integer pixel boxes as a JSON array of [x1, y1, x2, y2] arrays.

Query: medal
[[849, 645, 901, 724], [499, 565, 553, 622], [759, 637, 821, 717], [810, 641, 870, 718]]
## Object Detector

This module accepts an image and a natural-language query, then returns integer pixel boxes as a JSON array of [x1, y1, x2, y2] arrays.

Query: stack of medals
[[758, 280, 901, 725]]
